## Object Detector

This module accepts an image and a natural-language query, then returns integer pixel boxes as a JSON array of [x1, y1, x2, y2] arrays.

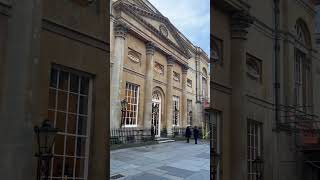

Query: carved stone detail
[[167, 55, 175, 65], [246, 54, 262, 81], [114, 21, 128, 39], [182, 65, 189, 74], [187, 79, 192, 87], [231, 11, 254, 39], [128, 48, 141, 63], [154, 62, 164, 75], [173, 71, 180, 82], [145, 41, 156, 55]]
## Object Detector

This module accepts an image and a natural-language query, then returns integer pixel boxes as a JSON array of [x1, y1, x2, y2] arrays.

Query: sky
[[148, 0, 210, 56]]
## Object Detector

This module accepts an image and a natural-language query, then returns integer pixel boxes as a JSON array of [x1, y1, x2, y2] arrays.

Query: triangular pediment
[[140, 16, 181, 48], [114, 0, 192, 59]]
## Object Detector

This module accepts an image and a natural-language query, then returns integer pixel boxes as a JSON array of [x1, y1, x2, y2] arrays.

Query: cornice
[[294, 0, 316, 16], [210, 81, 232, 95], [231, 10, 254, 39], [114, 0, 192, 59], [215, 0, 250, 12]]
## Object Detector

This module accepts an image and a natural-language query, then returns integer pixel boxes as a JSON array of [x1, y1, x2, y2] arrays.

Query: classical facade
[[110, 0, 210, 136], [211, 0, 320, 180], [0, 0, 109, 179]]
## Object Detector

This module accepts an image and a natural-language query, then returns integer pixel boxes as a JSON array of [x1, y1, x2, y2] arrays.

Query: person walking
[[193, 126, 199, 144], [185, 126, 192, 143]]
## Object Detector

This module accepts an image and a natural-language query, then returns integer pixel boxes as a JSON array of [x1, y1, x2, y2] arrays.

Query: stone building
[[211, 0, 320, 180], [0, 0, 109, 179], [110, 0, 210, 136]]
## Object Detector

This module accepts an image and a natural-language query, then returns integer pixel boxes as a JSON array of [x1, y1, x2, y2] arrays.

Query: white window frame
[[172, 96, 180, 127], [48, 66, 92, 180], [187, 99, 192, 126], [247, 120, 262, 180], [123, 82, 140, 127]]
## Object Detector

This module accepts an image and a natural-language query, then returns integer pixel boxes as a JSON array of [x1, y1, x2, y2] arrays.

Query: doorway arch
[[152, 91, 162, 137]]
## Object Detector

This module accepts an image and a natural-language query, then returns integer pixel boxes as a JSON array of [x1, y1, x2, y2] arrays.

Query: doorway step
[[155, 137, 175, 144]]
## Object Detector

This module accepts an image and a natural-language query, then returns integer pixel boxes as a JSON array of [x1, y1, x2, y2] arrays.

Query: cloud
[[148, 0, 210, 56]]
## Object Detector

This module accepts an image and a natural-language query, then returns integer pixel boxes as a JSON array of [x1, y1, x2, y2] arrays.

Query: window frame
[[123, 82, 140, 128]]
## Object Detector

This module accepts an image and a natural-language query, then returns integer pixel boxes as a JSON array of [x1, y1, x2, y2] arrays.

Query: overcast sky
[[148, 0, 210, 56]]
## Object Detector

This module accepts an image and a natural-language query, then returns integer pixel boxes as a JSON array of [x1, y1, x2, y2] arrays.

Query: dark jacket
[[193, 128, 199, 138], [185, 127, 192, 138]]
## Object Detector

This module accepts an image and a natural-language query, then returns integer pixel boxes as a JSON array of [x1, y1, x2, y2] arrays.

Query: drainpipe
[[274, 0, 280, 128]]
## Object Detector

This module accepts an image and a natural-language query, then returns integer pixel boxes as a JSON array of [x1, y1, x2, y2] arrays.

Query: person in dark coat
[[185, 126, 192, 143], [193, 126, 199, 144]]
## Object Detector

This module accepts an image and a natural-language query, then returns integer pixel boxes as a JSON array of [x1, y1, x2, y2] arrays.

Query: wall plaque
[[128, 49, 141, 64], [173, 71, 180, 82], [154, 62, 164, 75]]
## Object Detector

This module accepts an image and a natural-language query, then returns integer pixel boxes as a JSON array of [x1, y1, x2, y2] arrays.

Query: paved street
[[110, 140, 210, 180]]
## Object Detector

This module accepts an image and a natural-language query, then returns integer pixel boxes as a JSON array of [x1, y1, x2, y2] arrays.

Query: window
[[48, 66, 92, 180], [294, 49, 311, 112], [187, 100, 192, 126], [123, 82, 140, 127], [202, 77, 208, 99], [172, 96, 180, 126], [247, 120, 262, 180]]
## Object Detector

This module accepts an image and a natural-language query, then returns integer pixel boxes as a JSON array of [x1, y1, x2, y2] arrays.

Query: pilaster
[[110, 21, 127, 128], [230, 10, 253, 180], [181, 65, 189, 127], [166, 55, 175, 135], [143, 41, 155, 129]]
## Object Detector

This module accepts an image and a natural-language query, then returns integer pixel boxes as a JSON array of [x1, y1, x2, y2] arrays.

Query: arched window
[[202, 68, 208, 99], [294, 19, 312, 112]]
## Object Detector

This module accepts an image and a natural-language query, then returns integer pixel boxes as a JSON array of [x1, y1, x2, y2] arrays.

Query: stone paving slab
[[110, 141, 210, 179]]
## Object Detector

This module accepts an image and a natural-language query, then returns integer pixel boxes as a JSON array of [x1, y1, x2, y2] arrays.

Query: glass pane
[[48, 89, 57, 109], [65, 136, 75, 156], [68, 93, 78, 114], [58, 71, 69, 90], [80, 77, 89, 95], [56, 112, 66, 132], [50, 68, 58, 88], [63, 157, 75, 178], [78, 116, 87, 136], [76, 137, 86, 157], [54, 134, 65, 155], [67, 114, 77, 134], [79, 96, 88, 115], [57, 91, 68, 111], [75, 158, 85, 178], [70, 73, 79, 93], [52, 156, 63, 177]]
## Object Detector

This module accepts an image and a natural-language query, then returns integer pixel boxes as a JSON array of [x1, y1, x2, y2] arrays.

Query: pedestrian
[[193, 126, 199, 144], [185, 126, 192, 143]]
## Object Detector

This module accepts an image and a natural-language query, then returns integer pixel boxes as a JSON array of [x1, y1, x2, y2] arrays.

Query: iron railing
[[110, 128, 154, 145]]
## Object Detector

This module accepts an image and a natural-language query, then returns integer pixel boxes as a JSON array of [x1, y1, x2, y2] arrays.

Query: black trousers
[[186, 138, 189, 143], [194, 138, 198, 144]]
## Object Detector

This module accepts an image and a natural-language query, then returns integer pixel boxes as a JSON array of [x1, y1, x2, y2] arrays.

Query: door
[[152, 92, 161, 137]]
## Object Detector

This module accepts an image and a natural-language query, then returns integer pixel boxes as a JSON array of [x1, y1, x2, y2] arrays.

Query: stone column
[[229, 11, 253, 180], [110, 21, 127, 129], [143, 41, 155, 129], [181, 65, 189, 127], [166, 56, 175, 136]]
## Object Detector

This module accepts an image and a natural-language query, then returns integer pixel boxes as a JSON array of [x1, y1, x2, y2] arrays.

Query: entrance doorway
[[152, 92, 161, 137]]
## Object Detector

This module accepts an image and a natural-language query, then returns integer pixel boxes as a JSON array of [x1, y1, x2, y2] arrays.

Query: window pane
[[49, 89, 57, 109], [79, 96, 88, 115], [68, 93, 78, 114], [70, 73, 79, 93], [63, 157, 74, 178], [75, 158, 85, 178], [76, 137, 86, 157], [57, 91, 68, 111], [58, 71, 69, 90], [65, 136, 75, 156], [54, 134, 65, 155], [80, 77, 89, 95], [78, 116, 87, 136], [67, 114, 77, 134], [50, 68, 58, 88], [56, 112, 66, 132], [52, 156, 63, 177]]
